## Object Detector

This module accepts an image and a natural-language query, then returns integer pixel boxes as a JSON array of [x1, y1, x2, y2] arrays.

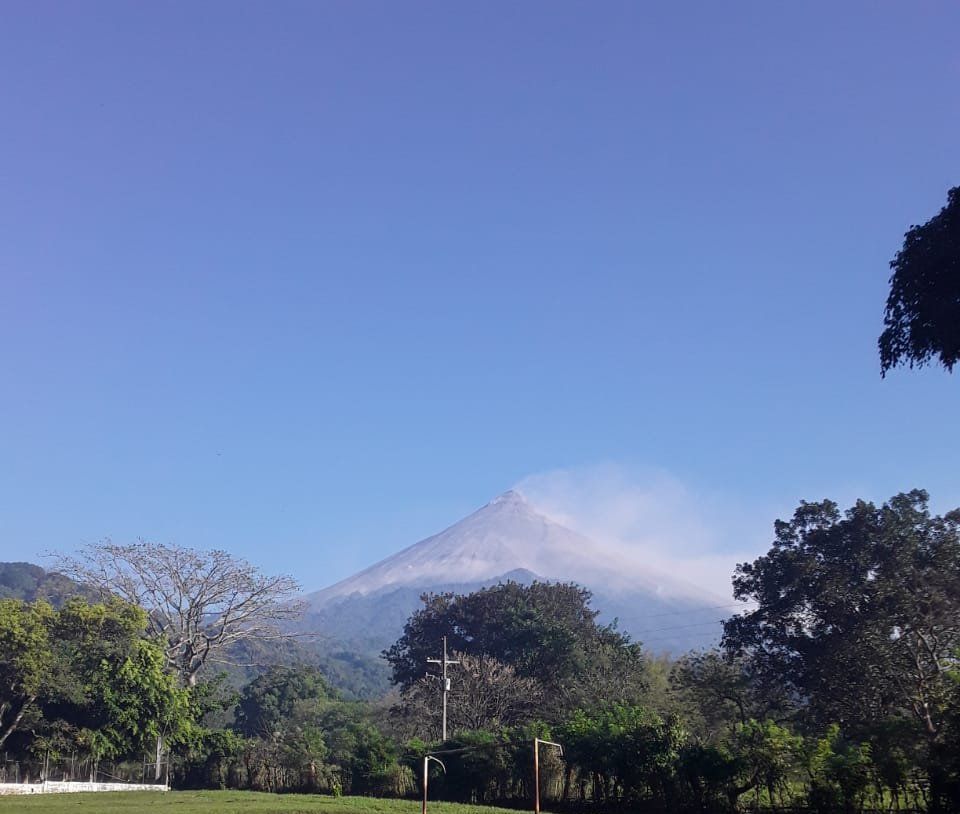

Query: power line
[[400, 737, 531, 763], [633, 618, 727, 636], [641, 601, 757, 619], [640, 632, 724, 647]]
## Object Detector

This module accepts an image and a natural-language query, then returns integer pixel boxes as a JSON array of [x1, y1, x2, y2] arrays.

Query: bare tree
[[392, 652, 542, 739], [57, 541, 304, 687], [449, 653, 543, 731]]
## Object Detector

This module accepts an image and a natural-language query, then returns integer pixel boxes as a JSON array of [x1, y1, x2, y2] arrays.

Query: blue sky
[[1, 2, 958, 593]]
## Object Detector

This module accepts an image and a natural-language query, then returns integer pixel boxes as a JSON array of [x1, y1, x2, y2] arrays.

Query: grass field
[[0, 791, 528, 814]]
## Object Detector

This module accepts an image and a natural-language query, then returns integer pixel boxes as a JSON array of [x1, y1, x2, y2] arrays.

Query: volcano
[[302, 490, 728, 654]]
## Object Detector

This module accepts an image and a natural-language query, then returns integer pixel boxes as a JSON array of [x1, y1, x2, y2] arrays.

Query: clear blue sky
[[2, 2, 958, 591]]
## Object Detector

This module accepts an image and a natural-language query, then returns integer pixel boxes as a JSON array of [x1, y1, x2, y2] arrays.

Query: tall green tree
[[723, 490, 960, 744], [879, 185, 960, 375], [46, 598, 192, 760]]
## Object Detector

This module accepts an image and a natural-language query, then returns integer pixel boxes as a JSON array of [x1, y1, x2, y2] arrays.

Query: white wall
[[0, 781, 168, 795]]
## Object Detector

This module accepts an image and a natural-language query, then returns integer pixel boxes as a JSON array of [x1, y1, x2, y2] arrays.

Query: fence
[[0, 754, 169, 795]]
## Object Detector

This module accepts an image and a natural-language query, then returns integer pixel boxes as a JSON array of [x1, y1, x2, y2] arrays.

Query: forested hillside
[[0, 562, 97, 605]]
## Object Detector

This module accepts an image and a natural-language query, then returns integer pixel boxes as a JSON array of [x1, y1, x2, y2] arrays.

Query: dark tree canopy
[[384, 580, 647, 724], [234, 665, 333, 739], [723, 490, 960, 739], [879, 186, 960, 375]]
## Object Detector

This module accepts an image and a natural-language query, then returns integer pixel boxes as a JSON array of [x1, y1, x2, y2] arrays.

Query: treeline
[[177, 667, 409, 796], [1, 490, 958, 812]]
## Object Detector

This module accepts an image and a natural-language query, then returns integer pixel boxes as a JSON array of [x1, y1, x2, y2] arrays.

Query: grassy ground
[[0, 790, 527, 814]]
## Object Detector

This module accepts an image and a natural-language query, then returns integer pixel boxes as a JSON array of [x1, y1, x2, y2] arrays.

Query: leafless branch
[[56, 540, 304, 686]]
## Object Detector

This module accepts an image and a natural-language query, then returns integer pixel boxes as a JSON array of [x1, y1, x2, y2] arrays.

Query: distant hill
[[0, 561, 98, 605], [220, 636, 391, 700]]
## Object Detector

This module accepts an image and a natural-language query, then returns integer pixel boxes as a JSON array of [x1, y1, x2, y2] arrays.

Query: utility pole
[[426, 635, 460, 742], [533, 738, 563, 814]]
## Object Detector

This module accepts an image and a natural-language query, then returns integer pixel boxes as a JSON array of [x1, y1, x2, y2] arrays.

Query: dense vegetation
[[2, 491, 958, 812], [0, 597, 190, 758]]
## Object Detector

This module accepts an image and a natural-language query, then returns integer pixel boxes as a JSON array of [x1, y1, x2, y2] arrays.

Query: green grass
[[0, 790, 527, 814]]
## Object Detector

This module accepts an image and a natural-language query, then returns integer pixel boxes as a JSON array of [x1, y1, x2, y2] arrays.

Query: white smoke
[[515, 463, 772, 601]]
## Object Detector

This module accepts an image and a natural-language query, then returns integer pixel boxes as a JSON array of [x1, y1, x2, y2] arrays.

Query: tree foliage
[[384, 580, 646, 730], [722, 490, 960, 810], [0, 599, 54, 748], [673, 650, 790, 741], [0, 597, 191, 758], [723, 490, 960, 740], [174, 665, 411, 795], [234, 665, 333, 739], [557, 704, 685, 806], [880, 186, 960, 374]]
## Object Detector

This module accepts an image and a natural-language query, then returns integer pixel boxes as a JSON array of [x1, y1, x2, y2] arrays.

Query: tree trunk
[[154, 733, 164, 782], [0, 696, 34, 749]]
